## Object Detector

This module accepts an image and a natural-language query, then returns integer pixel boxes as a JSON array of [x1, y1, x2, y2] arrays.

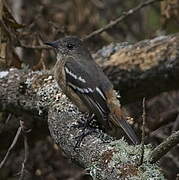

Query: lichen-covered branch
[[0, 69, 164, 179], [1, 33, 179, 179], [48, 95, 164, 180]]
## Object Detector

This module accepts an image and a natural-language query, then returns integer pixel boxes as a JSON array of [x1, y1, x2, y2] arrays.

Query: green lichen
[[88, 139, 165, 180], [108, 140, 165, 180], [86, 164, 102, 180], [30, 73, 165, 180]]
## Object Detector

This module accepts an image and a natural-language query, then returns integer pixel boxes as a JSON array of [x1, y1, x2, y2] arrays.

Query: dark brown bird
[[45, 36, 139, 145]]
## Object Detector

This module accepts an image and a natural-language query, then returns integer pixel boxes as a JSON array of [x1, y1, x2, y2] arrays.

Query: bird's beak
[[44, 41, 59, 48]]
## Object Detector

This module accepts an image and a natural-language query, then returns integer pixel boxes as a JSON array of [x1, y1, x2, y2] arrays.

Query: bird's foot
[[72, 113, 100, 150], [73, 113, 97, 130], [74, 127, 97, 150]]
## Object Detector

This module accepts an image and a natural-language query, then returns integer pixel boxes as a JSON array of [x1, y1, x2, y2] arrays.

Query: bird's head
[[45, 36, 89, 60]]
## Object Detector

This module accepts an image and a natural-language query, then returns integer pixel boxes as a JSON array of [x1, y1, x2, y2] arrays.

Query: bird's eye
[[67, 43, 74, 50]]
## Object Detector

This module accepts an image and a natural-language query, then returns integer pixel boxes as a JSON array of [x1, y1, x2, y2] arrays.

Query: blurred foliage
[[0, 0, 166, 70], [161, 0, 179, 33]]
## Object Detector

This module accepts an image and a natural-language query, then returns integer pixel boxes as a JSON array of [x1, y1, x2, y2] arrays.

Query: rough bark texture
[[95, 34, 179, 104], [2, 33, 179, 179], [0, 69, 164, 179]]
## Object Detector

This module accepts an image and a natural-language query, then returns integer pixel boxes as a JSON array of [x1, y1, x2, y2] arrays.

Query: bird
[[45, 36, 139, 145]]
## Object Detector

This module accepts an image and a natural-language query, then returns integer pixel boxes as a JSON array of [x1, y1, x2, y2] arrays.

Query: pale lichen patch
[[87, 140, 165, 179], [0, 71, 9, 78]]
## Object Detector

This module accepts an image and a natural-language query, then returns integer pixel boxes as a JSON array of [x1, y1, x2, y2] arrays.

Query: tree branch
[[0, 127, 22, 168], [149, 130, 179, 163], [83, 0, 162, 40], [0, 69, 164, 179], [96, 33, 179, 104], [1, 33, 179, 179]]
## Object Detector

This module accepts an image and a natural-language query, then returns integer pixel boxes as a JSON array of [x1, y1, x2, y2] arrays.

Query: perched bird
[[45, 36, 139, 145]]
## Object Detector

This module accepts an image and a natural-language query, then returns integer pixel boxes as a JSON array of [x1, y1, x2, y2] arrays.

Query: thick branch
[[1, 34, 179, 179], [96, 33, 179, 104], [0, 69, 164, 179], [48, 98, 164, 179]]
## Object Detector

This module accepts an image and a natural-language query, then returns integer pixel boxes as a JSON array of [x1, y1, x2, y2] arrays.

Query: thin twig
[[38, 35, 47, 70], [0, 113, 13, 134], [138, 97, 146, 166], [19, 132, 29, 180], [149, 130, 179, 163], [18, 119, 31, 180], [0, 20, 49, 50], [5, 113, 12, 124], [0, 19, 14, 41], [0, 127, 22, 169], [13, 0, 161, 49], [83, 0, 162, 40], [18, 42, 51, 49]]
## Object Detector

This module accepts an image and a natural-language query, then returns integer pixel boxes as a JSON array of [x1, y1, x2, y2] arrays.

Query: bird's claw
[[74, 127, 97, 151]]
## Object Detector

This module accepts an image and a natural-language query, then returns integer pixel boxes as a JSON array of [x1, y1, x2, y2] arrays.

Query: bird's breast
[[54, 60, 67, 92], [53, 59, 89, 113]]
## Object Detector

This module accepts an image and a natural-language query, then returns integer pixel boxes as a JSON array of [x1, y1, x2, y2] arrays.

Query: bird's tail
[[110, 113, 140, 145], [106, 89, 139, 144]]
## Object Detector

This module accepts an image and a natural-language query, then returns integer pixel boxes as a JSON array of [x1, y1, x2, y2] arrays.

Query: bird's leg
[[74, 127, 97, 150], [73, 113, 100, 150], [73, 113, 96, 130]]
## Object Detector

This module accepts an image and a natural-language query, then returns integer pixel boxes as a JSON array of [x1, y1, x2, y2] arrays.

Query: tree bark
[[2, 33, 179, 179], [0, 69, 164, 179], [96, 33, 179, 104]]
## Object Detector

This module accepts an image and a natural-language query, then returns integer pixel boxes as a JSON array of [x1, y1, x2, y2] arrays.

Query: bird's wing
[[65, 58, 110, 126], [65, 57, 139, 145]]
